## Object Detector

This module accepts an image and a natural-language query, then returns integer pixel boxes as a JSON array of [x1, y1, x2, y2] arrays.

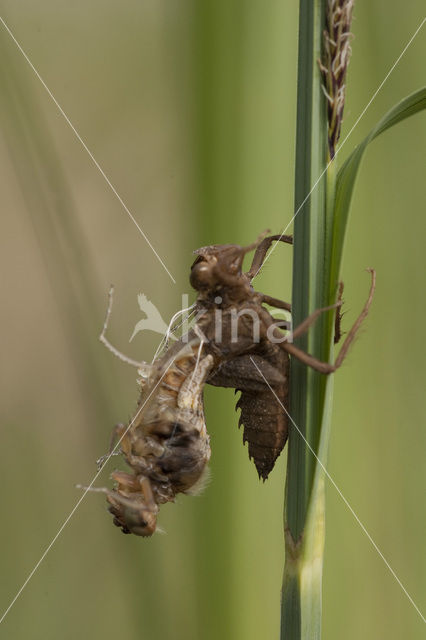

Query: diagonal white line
[[253, 16, 426, 279], [0, 354, 178, 625], [249, 356, 426, 624], [0, 16, 176, 284]]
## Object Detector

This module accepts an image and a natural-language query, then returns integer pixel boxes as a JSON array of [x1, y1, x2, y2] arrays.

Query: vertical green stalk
[[281, 0, 329, 637], [280, 1, 425, 634], [281, 1, 356, 637]]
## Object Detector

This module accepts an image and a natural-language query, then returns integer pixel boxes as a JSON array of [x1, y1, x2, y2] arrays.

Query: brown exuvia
[[93, 232, 375, 536]]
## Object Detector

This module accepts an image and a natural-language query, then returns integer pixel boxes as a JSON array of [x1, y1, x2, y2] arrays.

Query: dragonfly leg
[[99, 285, 150, 370], [259, 293, 291, 312], [246, 234, 293, 280], [281, 269, 375, 373]]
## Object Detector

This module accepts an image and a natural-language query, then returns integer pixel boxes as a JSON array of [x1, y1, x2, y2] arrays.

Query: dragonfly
[[92, 232, 375, 536]]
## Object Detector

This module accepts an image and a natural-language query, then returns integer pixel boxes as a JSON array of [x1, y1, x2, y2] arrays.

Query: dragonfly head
[[107, 491, 158, 537], [190, 244, 244, 291], [190, 232, 268, 297]]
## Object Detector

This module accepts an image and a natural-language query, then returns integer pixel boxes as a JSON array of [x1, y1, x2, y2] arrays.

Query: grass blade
[[330, 87, 426, 288], [281, 0, 327, 637]]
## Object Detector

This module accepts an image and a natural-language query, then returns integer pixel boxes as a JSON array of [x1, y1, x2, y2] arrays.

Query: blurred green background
[[0, 2, 425, 639]]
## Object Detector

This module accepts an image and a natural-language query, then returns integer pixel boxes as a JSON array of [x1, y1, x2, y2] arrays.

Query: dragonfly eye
[[124, 507, 157, 537], [190, 259, 215, 290]]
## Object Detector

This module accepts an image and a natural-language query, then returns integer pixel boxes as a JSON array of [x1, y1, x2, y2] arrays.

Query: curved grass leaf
[[330, 87, 426, 287], [302, 86, 426, 639], [284, 85, 426, 640]]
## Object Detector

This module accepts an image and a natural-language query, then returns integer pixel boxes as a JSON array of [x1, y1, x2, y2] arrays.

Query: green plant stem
[[281, 0, 331, 637], [281, 4, 426, 636]]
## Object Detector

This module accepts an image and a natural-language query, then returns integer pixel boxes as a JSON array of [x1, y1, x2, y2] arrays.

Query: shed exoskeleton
[[191, 233, 375, 479], [93, 232, 375, 536]]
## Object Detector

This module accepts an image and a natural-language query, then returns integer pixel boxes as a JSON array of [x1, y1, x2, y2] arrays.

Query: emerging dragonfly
[[92, 232, 375, 536]]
